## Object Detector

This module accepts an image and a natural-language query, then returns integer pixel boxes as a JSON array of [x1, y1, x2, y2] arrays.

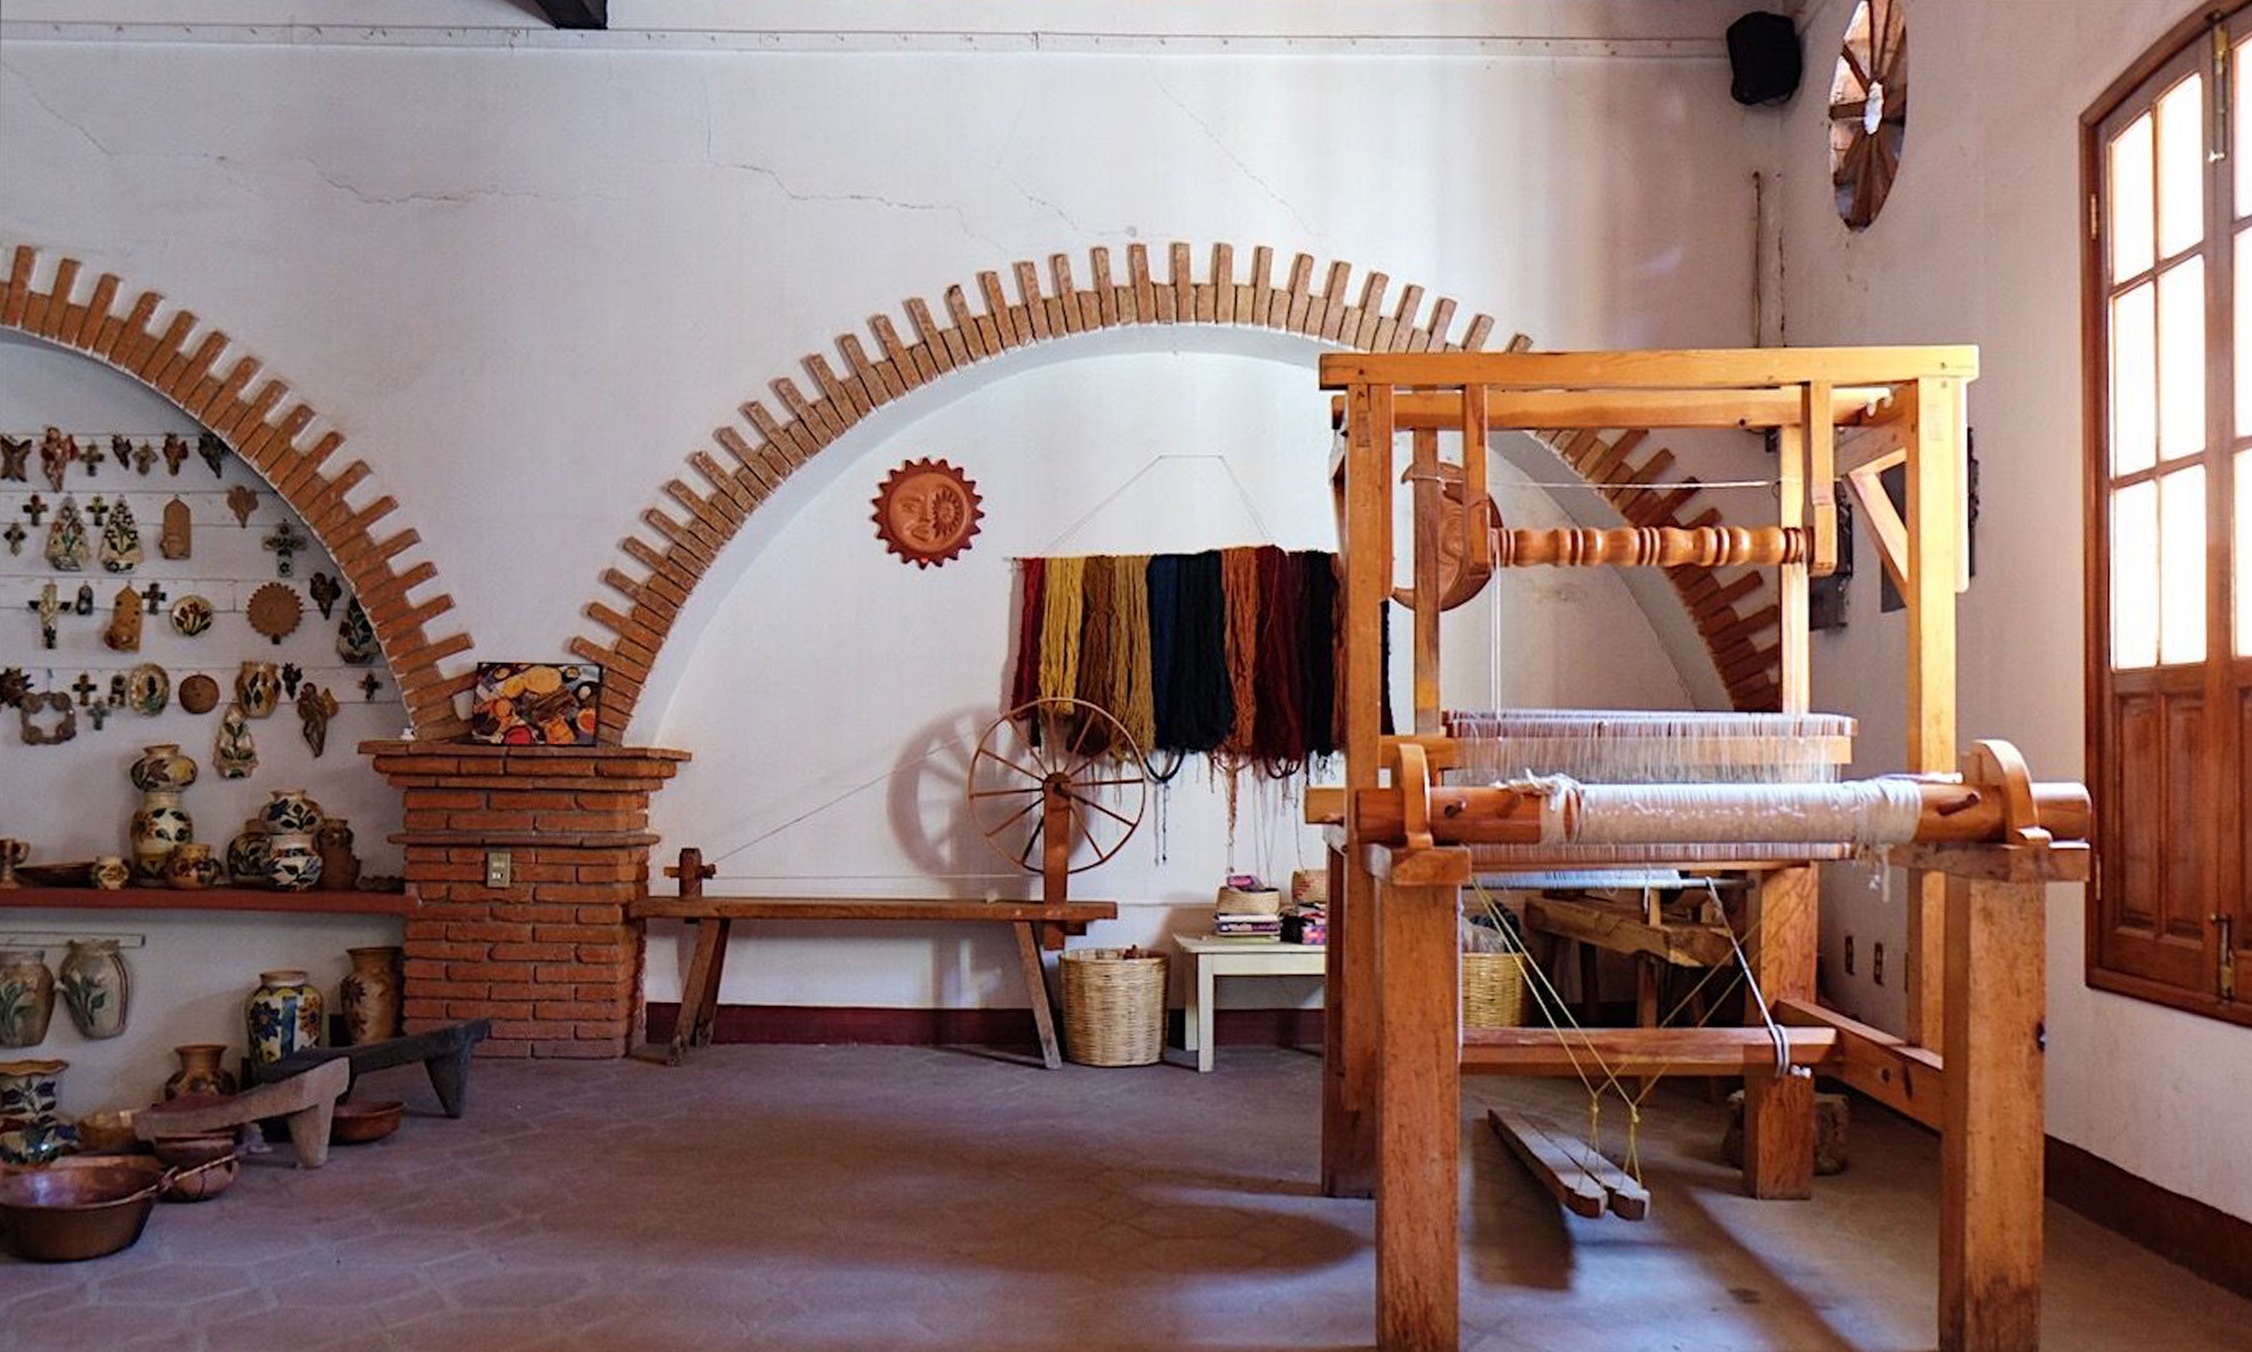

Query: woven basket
[[1060, 947, 1168, 1067], [1460, 952, 1529, 1029]]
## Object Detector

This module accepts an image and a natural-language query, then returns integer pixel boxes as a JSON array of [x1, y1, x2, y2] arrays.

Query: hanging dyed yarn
[[1007, 546, 1346, 775], [1219, 546, 1263, 755], [1038, 555, 1086, 709]]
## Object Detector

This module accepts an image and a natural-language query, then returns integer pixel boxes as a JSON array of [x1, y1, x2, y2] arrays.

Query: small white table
[[1174, 933, 1328, 1073]]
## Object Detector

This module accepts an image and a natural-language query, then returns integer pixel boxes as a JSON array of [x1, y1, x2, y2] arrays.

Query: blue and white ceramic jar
[[264, 833, 323, 892], [259, 790, 324, 836], [245, 970, 322, 1065]]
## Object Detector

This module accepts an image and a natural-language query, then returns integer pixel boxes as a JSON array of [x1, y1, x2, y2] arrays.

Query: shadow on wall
[[888, 703, 1019, 899]]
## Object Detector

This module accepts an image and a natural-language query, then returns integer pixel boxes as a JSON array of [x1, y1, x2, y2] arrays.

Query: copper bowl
[[329, 1100, 403, 1145], [149, 1133, 239, 1202], [0, 1162, 163, 1261]]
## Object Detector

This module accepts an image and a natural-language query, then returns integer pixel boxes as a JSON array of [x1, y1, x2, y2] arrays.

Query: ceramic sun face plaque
[[872, 457, 983, 569], [469, 663, 602, 746]]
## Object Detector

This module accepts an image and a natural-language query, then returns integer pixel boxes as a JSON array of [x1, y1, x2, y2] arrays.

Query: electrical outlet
[[1844, 935, 1856, 976], [484, 851, 512, 889], [1872, 941, 1886, 987]]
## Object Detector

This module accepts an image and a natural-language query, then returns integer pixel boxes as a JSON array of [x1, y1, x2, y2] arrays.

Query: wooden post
[[1905, 378, 1960, 1050], [1040, 777, 1073, 906], [1940, 869, 2045, 1352], [1325, 380, 1394, 1199], [1409, 426, 1443, 733], [1371, 848, 1465, 1352], [1741, 864, 1817, 1198], [1774, 419, 1811, 711], [1322, 841, 1378, 1196]]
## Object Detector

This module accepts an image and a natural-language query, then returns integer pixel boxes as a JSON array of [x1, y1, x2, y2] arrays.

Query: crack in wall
[[1149, 71, 1320, 245]]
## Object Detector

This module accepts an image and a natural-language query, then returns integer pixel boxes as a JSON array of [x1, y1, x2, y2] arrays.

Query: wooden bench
[[632, 850, 1117, 1069]]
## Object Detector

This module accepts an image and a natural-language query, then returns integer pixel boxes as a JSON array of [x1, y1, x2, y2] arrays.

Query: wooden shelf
[[0, 886, 414, 917]]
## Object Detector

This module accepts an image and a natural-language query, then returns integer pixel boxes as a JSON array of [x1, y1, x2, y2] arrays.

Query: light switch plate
[[485, 850, 512, 889]]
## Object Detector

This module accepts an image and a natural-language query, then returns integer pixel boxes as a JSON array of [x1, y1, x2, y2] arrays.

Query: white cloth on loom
[[1505, 774, 1928, 846]]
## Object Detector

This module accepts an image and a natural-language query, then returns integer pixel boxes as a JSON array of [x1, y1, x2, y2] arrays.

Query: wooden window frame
[[2082, 2, 2252, 1027]]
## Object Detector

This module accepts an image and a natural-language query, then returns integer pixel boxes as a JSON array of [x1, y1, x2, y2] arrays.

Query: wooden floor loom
[[1309, 347, 2090, 1352]]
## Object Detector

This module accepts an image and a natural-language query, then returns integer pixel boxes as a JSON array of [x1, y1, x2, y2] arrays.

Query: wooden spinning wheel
[[968, 698, 1149, 903], [1828, 0, 1907, 230]]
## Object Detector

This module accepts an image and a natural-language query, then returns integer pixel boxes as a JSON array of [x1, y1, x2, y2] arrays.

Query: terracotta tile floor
[[4, 1045, 2247, 1351]]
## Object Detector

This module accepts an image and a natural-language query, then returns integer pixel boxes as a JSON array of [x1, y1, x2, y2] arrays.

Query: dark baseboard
[[2046, 1135, 2252, 1300], [643, 1003, 1324, 1050]]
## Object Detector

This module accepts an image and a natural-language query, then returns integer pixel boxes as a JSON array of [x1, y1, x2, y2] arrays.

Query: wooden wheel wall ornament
[[872, 457, 984, 568], [968, 698, 1150, 904], [1828, 0, 1907, 230]]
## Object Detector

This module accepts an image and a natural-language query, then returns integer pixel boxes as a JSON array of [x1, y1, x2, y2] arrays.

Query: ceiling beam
[[534, 0, 607, 29]]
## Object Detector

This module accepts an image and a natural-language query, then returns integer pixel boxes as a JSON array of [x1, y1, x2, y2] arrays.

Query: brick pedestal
[[365, 741, 689, 1059]]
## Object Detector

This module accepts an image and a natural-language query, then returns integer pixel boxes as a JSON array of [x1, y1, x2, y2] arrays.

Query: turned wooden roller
[[1494, 525, 1807, 569]]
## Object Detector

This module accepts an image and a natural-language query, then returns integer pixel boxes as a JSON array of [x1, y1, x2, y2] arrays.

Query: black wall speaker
[[1727, 11, 1803, 106]]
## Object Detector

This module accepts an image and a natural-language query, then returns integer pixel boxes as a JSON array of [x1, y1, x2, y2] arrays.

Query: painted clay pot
[[163, 1043, 238, 1101], [245, 970, 322, 1065], [339, 946, 403, 1046], [164, 843, 222, 892], [264, 832, 322, 893], [0, 1058, 67, 1128], [129, 788, 194, 885], [127, 743, 197, 793], [259, 790, 324, 836], [0, 951, 57, 1049], [58, 939, 129, 1041], [235, 661, 280, 719], [226, 820, 272, 888], [315, 818, 360, 892], [91, 856, 131, 891]]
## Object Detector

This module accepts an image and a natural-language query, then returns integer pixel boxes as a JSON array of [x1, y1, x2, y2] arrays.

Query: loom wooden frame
[[1316, 346, 2087, 1352]]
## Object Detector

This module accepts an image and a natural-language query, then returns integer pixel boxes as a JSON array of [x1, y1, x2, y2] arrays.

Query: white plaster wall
[[1778, 0, 2252, 1220], [643, 347, 1691, 1009], [0, 331, 405, 1116]]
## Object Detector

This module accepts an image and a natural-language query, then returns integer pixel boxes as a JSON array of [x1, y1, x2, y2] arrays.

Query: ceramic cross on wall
[[263, 519, 305, 577], [359, 671, 383, 701], [70, 672, 98, 706], [28, 582, 59, 649], [76, 439, 104, 477], [87, 496, 109, 527], [141, 581, 168, 615], [2, 522, 22, 556], [22, 494, 46, 526]]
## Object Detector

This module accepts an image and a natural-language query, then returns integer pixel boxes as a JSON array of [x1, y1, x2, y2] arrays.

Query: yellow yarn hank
[[1077, 559, 1118, 755], [1039, 555, 1086, 709], [1114, 555, 1156, 757]]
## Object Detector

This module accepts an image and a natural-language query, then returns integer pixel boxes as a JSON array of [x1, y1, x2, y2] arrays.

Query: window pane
[[2238, 230, 2252, 439], [2158, 72, 2205, 258], [2161, 465, 2208, 664], [2158, 257, 2207, 462], [2113, 111, 2156, 279], [2236, 450, 2252, 655], [2115, 478, 2159, 668], [2113, 280, 2158, 476], [2240, 38, 2252, 210]]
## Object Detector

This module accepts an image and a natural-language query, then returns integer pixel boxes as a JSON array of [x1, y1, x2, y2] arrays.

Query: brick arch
[[572, 242, 1785, 738], [1, 244, 475, 738]]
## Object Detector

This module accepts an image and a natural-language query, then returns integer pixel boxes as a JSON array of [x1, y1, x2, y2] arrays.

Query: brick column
[[364, 741, 689, 1059]]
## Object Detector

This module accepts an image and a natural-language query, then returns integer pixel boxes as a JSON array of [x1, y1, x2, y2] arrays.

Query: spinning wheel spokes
[[968, 698, 1150, 889]]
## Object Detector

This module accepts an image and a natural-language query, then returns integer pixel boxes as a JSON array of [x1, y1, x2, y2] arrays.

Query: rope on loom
[[1039, 555, 1086, 709], [1220, 546, 1263, 756]]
